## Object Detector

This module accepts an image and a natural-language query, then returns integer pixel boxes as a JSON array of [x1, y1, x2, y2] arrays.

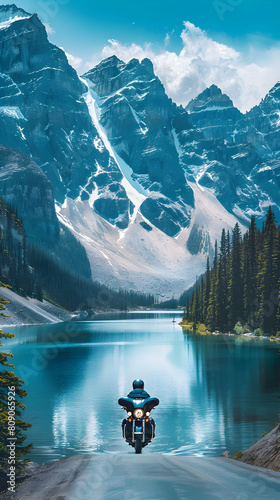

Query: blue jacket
[[127, 388, 150, 399]]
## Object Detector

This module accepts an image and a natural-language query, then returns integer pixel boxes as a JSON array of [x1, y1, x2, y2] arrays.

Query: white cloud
[[97, 22, 280, 113], [44, 23, 55, 35], [164, 33, 170, 47], [101, 39, 154, 65], [164, 30, 174, 48], [61, 48, 83, 70]]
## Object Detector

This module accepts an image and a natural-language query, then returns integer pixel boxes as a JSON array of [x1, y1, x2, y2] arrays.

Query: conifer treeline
[[28, 242, 155, 311], [184, 208, 280, 335]]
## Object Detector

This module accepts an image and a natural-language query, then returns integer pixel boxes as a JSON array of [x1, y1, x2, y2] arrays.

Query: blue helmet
[[133, 379, 144, 390]]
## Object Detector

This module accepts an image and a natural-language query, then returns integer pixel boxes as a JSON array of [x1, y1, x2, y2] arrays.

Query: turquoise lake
[[4, 311, 280, 463]]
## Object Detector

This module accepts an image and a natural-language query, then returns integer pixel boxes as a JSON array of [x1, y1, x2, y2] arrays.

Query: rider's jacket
[[127, 388, 150, 399]]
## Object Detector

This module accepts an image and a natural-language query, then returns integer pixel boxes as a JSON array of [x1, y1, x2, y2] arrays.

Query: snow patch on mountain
[[171, 128, 183, 159], [128, 102, 148, 135], [0, 106, 25, 120], [188, 182, 247, 241], [0, 15, 31, 30]]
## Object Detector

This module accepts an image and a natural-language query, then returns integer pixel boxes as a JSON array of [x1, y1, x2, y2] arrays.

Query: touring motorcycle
[[118, 394, 159, 454]]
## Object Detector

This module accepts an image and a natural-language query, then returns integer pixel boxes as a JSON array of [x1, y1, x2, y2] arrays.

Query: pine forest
[[184, 207, 280, 336]]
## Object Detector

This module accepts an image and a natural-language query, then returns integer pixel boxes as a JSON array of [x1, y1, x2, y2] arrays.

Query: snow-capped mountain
[[83, 56, 194, 236], [176, 83, 280, 223], [0, 7, 114, 204], [0, 5, 280, 298]]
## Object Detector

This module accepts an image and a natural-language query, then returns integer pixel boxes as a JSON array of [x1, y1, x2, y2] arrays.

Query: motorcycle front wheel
[[135, 436, 142, 454]]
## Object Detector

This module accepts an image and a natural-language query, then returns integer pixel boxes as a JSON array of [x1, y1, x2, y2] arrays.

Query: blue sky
[[3, 1, 280, 111], [5, 0, 280, 61]]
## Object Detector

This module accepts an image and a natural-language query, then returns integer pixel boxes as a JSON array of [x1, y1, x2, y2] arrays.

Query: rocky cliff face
[[84, 56, 194, 236], [174, 83, 280, 224], [247, 82, 280, 154], [186, 84, 242, 141], [0, 7, 113, 205], [0, 194, 24, 245], [0, 145, 58, 241]]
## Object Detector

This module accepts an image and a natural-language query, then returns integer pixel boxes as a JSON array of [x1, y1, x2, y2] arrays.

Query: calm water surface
[[4, 311, 280, 463]]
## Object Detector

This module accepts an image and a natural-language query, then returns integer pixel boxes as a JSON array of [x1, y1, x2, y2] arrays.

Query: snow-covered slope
[[182, 183, 247, 256], [56, 181, 247, 298], [56, 197, 203, 298]]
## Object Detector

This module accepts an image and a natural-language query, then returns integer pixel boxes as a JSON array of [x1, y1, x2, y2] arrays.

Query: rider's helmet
[[133, 379, 144, 390]]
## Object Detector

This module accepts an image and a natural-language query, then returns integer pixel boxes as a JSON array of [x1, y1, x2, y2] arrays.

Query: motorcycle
[[118, 395, 159, 454]]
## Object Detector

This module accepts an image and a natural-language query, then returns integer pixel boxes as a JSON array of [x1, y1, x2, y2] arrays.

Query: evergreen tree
[[206, 267, 217, 330], [228, 223, 243, 329], [186, 295, 190, 319], [216, 229, 228, 330], [191, 282, 199, 326], [214, 240, 218, 269], [203, 256, 211, 319], [0, 328, 32, 492], [259, 208, 278, 333], [243, 216, 258, 328], [226, 230, 231, 257]]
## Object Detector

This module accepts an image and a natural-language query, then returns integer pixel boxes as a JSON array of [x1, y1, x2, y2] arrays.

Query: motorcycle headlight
[[127, 412, 132, 417], [133, 409, 144, 419]]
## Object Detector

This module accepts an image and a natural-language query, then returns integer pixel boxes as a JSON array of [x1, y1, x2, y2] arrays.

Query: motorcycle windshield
[[118, 396, 159, 413]]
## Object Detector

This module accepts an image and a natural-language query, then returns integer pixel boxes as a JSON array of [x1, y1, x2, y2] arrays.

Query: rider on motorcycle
[[127, 379, 151, 399], [119, 380, 159, 440]]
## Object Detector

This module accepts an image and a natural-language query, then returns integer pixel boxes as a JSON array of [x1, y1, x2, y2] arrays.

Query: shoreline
[[0, 300, 183, 329], [180, 321, 280, 343]]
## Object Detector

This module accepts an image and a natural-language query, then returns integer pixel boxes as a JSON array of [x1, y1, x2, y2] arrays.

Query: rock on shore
[[236, 425, 280, 471]]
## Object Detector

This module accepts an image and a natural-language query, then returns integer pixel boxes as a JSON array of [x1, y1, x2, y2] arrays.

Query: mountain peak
[[83, 55, 126, 82], [187, 85, 234, 113], [208, 84, 222, 94], [248, 80, 280, 117], [0, 4, 31, 25], [125, 58, 141, 70], [124, 57, 155, 77], [264, 81, 280, 101], [140, 58, 154, 76], [100, 55, 124, 68]]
